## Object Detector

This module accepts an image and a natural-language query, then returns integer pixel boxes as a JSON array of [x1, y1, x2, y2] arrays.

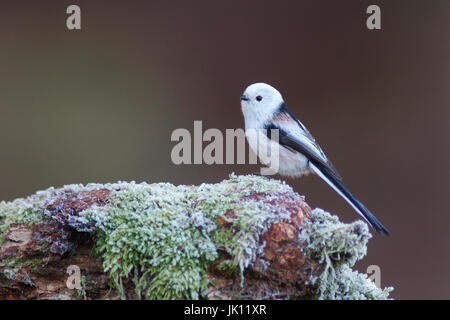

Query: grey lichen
[[298, 209, 393, 299], [0, 174, 393, 300], [78, 174, 294, 299], [0, 189, 55, 247]]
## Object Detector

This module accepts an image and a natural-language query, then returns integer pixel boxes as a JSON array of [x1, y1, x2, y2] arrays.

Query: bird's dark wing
[[268, 102, 342, 180], [264, 123, 341, 180]]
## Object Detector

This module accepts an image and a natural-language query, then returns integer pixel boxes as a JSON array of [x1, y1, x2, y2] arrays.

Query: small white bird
[[240, 82, 389, 236]]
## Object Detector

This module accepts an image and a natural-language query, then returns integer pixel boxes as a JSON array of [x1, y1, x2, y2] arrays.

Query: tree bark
[[0, 175, 392, 300]]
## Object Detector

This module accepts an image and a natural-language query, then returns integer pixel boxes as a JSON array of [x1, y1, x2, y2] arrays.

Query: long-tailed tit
[[240, 82, 389, 236]]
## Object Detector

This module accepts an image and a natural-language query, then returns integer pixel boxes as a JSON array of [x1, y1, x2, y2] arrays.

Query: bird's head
[[240, 83, 284, 124]]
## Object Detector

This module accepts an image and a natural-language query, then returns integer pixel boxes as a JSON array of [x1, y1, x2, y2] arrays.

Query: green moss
[[299, 209, 393, 299], [75, 174, 293, 299], [0, 175, 393, 300], [74, 275, 87, 300], [331, 265, 392, 300], [7, 257, 45, 269], [0, 189, 53, 245]]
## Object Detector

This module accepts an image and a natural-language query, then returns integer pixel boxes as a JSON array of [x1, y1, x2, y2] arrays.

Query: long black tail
[[309, 161, 390, 236]]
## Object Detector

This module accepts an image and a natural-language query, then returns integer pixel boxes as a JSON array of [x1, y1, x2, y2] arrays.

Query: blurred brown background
[[0, 1, 448, 299]]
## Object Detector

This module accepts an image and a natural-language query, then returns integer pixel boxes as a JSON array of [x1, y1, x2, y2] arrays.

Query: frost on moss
[[299, 209, 393, 299], [66, 174, 293, 299], [1, 174, 393, 300], [0, 189, 55, 246]]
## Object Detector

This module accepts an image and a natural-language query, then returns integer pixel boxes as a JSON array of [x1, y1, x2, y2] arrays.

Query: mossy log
[[0, 174, 392, 300]]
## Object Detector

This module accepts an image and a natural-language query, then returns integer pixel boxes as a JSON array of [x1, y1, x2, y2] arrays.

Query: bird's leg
[[250, 172, 276, 180]]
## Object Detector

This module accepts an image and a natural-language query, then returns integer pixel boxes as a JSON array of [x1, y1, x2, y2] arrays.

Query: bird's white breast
[[244, 122, 310, 178]]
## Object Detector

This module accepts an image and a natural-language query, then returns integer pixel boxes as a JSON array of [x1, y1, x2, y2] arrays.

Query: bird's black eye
[[256, 95, 263, 102]]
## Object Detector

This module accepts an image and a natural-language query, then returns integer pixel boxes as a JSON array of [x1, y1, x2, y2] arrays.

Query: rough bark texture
[[206, 192, 314, 299], [0, 175, 392, 300]]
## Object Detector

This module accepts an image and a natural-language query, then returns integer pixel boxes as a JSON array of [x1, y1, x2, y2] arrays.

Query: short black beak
[[240, 95, 249, 101]]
